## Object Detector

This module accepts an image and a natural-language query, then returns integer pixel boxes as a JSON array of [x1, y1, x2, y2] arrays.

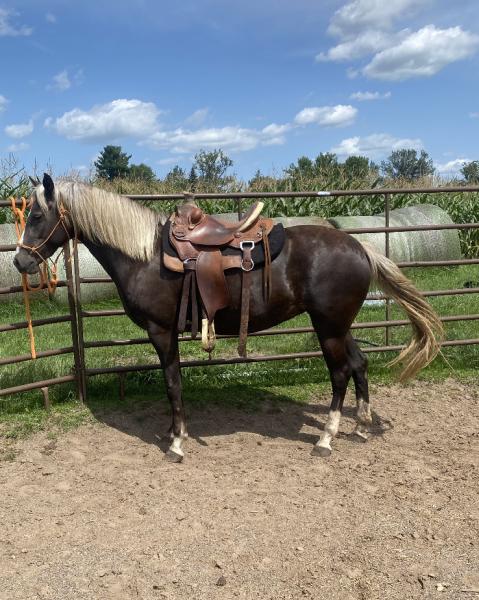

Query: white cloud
[[318, 0, 419, 62], [47, 68, 84, 91], [0, 95, 8, 112], [327, 0, 419, 39], [45, 99, 161, 142], [45, 99, 355, 155], [5, 119, 34, 139], [294, 105, 357, 127], [0, 7, 32, 36], [435, 158, 470, 175], [51, 70, 71, 91], [317, 30, 400, 62], [363, 25, 479, 80], [318, 1, 478, 81], [146, 124, 288, 153], [184, 108, 209, 127], [45, 13, 57, 24], [469, 112, 479, 118], [7, 142, 29, 152], [331, 133, 422, 159], [350, 91, 391, 101]]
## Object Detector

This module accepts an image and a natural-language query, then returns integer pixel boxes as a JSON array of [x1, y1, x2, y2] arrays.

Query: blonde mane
[[35, 181, 166, 262]]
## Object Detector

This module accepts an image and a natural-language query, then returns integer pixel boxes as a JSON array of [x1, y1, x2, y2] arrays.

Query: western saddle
[[164, 199, 274, 356]]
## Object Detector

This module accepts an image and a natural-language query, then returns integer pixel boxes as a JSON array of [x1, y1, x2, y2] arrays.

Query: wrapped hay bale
[[328, 204, 462, 262]]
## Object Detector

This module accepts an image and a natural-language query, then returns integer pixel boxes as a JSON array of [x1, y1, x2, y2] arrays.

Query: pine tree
[[94, 146, 131, 180]]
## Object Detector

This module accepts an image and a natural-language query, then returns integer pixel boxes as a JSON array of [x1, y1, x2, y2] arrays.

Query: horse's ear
[[42, 173, 55, 206], [29, 175, 40, 187]]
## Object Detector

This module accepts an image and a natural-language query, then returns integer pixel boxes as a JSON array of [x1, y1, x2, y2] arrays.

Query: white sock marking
[[169, 436, 184, 457], [168, 424, 188, 457], [317, 409, 341, 450], [357, 398, 372, 425]]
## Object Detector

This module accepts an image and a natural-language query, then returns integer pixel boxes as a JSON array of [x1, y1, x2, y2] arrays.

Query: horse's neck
[[81, 239, 136, 284]]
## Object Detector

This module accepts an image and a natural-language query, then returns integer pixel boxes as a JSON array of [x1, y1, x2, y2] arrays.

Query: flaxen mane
[[35, 181, 166, 261]]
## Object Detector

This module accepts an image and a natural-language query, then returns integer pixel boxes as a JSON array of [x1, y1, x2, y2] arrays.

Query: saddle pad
[[162, 221, 286, 269]]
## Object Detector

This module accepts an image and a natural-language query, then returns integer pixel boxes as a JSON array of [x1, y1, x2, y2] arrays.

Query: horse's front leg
[[147, 324, 187, 462]]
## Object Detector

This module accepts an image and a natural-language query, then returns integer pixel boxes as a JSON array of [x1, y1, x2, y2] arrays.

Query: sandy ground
[[1, 379, 478, 600]]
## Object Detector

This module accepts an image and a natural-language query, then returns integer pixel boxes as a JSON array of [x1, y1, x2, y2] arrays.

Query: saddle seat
[[166, 200, 275, 357], [171, 201, 265, 246]]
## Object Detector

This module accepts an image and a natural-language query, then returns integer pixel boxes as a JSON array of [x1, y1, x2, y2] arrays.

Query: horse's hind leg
[[346, 333, 372, 440], [311, 326, 352, 457], [147, 325, 187, 462]]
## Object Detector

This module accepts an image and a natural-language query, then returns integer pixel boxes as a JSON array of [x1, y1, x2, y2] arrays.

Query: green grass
[[0, 265, 478, 434]]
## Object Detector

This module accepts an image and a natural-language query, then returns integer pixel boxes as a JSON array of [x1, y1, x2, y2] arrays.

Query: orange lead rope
[[10, 196, 37, 359]]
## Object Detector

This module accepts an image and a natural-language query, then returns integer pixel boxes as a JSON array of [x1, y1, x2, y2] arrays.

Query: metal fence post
[[72, 242, 88, 402], [237, 197, 243, 220], [63, 241, 86, 402], [384, 193, 391, 346]]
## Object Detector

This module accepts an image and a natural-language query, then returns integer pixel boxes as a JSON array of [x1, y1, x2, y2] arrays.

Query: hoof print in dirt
[[311, 445, 331, 457], [164, 449, 184, 463]]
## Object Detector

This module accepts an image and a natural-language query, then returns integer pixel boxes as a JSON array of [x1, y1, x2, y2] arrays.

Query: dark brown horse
[[14, 174, 443, 461]]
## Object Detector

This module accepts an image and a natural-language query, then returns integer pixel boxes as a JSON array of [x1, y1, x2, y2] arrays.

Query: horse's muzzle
[[13, 249, 40, 275]]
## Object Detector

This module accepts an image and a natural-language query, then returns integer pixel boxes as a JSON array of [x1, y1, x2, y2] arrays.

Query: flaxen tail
[[361, 242, 444, 381]]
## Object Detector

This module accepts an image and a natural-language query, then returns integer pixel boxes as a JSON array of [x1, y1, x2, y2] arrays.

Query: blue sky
[[1, 0, 479, 180]]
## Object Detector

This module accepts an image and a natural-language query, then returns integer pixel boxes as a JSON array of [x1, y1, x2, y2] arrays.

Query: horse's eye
[[31, 213, 42, 221]]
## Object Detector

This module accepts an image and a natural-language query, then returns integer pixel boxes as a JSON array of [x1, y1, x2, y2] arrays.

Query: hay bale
[[329, 204, 462, 262]]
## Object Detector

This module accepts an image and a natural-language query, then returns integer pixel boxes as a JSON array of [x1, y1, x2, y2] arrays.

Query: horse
[[14, 174, 443, 462]]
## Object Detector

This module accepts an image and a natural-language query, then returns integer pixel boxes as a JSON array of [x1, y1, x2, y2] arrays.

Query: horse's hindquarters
[[214, 226, 371, 336]]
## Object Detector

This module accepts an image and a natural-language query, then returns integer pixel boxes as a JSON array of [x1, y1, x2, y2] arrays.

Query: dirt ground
[[1, 379, 478, 600]]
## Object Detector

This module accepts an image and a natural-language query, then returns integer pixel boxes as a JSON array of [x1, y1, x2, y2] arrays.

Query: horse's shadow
[[86, 383, 392, 453]]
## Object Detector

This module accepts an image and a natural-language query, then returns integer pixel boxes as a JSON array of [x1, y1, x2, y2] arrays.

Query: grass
[[0, 264, 478, 438]]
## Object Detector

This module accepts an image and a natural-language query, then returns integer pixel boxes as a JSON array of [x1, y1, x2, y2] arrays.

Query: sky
[[1, 0, 479, 180]]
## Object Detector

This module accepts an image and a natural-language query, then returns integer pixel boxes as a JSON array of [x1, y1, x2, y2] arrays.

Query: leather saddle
[[165, 200, 275, 356]]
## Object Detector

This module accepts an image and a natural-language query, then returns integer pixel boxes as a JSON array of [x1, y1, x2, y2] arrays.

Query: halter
[[14, 197, 72, 293]]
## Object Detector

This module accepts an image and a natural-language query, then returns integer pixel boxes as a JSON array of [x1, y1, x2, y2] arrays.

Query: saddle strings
[[262, 223, 272, 301]]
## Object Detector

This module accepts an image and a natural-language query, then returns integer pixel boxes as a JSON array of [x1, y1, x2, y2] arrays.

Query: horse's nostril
[[13, 252, 37, 274], [13, 254, 23, 270]]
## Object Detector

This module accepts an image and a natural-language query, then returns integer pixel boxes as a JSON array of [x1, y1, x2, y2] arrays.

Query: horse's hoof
[[164, 449, 184, 463], [311, 445, 331, 457]]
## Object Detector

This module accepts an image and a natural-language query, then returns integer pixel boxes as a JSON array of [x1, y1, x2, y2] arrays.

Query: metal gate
[[1, 186, 478, 406]]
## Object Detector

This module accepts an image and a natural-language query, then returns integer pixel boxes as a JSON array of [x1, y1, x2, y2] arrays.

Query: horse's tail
[[360, 242, 444, 381]]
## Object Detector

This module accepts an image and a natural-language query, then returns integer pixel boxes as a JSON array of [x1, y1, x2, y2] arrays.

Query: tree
[[193, 149, 233, 185], [94, 145, 131, 180], [314, 152, 339, 174], [164, 165, 188, 190], [343, 155, 372, 178], [129, 163, 156, 182], [285, 154, 341, 181], [188, 167, 198, 191], [381, 149, 434, 180], [284, 156, 315, 179], [461, 160, 479, 184]]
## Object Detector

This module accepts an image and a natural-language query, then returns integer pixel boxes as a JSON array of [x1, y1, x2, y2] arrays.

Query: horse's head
[[13, 173, 73, 275]]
